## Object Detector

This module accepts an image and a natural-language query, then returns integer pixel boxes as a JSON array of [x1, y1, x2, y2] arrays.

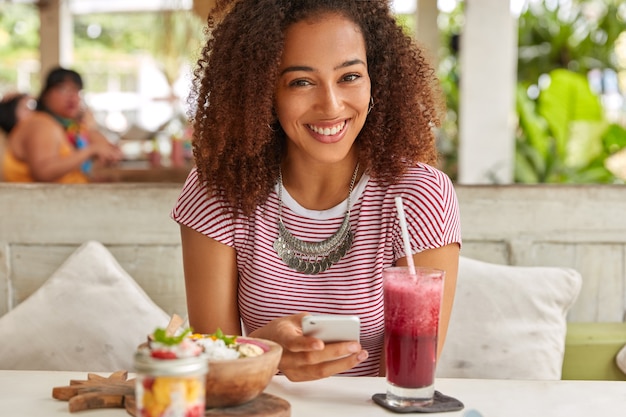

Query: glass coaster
[[372, 391, 464, 413]]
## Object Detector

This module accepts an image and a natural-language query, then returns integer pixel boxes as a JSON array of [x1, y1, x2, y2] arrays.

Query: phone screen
[[301, 314, 360, 343]]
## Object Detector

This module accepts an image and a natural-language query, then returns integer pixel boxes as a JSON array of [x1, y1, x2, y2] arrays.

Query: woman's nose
[[317, 86, 343, 114]]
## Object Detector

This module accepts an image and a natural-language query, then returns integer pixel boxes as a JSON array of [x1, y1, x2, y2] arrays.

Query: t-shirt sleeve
[[170, 169, 236, 247], [393, 166, 461, 257]]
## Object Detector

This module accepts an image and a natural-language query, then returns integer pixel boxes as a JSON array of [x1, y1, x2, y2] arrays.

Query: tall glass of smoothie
[[383, 266, 445, 407]]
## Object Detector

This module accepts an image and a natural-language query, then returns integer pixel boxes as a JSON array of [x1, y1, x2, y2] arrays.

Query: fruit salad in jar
[[134, 329, 207, 417]]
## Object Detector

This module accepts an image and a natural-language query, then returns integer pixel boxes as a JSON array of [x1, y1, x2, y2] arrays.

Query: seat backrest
[[0, 241, 170, 371]]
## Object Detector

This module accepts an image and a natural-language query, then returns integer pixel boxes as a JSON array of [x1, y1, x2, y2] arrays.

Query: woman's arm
[[180, 224, 242, 336], [80, 109, 123, 165]]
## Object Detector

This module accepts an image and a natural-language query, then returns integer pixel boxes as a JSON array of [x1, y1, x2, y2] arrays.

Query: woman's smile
[[307, 120, 348, 143]]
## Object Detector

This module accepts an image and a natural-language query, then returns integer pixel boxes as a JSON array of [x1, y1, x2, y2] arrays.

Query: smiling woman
[[171, 0, 460, 383]]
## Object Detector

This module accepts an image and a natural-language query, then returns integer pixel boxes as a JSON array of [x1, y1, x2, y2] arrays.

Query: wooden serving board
[[52, 371, 290, 417], [205, 393, 291, 417], [52, 370, 136, 415]]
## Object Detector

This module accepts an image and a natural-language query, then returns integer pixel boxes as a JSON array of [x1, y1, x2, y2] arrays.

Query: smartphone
[[301, 314, 360, 343]]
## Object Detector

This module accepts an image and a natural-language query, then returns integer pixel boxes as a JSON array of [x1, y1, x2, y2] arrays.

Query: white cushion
[[437, 256, 582, 380], [0, 241, 170, 371], [617, 344, 626, 375]]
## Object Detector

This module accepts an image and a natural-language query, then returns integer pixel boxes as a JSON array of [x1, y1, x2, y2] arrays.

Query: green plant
[[435, 0, 626, 184], [518, 1, 624, 79], [513, 0, 626, 184], [515, 68, 625, 183]]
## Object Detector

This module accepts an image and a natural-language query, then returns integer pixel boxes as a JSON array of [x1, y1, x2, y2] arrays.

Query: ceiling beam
[[70, 0, 192, 15]]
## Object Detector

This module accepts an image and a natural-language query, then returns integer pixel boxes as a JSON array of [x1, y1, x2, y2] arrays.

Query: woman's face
[[275, 13, 371, 166], [44, 80, 82, 120]]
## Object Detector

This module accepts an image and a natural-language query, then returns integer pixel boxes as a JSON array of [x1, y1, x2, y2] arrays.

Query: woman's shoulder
[[363, 163, 456, 207], [388, 163, 454, 192], [366, 163, 454, 208], [408, 162, 450, 178], [23, 112, 65, 137], [383, 164, 458, 219], [365, 163, 453, 191], [9, 113, 66, 159], [16, 111, 58, 133], [174, 169, 229, 211], [172, 168, 243, 231], [34, 111, 60, 124]]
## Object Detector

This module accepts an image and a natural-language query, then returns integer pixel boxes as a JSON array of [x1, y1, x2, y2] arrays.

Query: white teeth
[[309, 121, 345, 136]]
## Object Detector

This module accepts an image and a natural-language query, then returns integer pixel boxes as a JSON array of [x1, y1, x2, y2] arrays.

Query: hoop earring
[[367, 97, 374, 115], [267, 122, 279, 132]]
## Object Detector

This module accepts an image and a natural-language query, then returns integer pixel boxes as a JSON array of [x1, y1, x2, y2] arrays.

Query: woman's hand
[[248, 312, 368, 382], [89, 140, 123, 166]]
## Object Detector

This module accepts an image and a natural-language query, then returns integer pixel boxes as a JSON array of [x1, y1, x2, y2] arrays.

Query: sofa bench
[[1, 183, 624, 380], [562, 322, 626, 381]]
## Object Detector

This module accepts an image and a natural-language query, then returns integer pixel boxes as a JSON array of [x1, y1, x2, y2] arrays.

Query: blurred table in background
[[94, 160, 192, 183], [96, 138, 193, 182]]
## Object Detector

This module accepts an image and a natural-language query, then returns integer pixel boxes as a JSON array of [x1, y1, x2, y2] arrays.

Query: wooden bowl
[[204, 337, 282, 408]]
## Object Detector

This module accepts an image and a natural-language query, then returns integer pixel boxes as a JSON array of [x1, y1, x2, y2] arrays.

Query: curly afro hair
[[190, 0, 445, 216]]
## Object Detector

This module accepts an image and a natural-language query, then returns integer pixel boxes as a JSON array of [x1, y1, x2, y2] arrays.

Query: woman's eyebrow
[[280, 59, 366, 76], [336, 59, 366, 70], [280, 65, 314, 75]]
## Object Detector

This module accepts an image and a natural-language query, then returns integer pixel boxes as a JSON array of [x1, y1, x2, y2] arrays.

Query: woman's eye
[[342, 73, 361, 82], [289, 79, 312, 87]]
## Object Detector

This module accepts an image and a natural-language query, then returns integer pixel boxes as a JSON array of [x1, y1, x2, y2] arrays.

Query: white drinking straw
[[394, 196, 416, 275]]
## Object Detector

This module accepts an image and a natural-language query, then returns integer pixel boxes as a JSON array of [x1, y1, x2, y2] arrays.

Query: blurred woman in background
[[2, 66, 122, 183]]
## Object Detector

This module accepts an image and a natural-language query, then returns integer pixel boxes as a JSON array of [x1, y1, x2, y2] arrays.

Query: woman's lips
[[307, 120, 348, 144]]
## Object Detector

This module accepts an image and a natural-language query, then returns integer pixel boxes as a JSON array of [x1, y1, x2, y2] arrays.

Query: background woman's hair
[[190, 0, 445, 215], [36, 66, 83, 112], [0, 94, 28, 134]]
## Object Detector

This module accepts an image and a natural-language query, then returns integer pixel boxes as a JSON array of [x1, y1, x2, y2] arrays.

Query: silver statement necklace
[[273, 163, 360, 275]]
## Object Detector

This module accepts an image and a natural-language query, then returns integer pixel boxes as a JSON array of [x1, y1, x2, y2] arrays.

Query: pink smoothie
[[383, 267, 443, 388]]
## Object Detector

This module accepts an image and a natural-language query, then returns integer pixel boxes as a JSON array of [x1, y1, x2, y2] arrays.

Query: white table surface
[[1, 370, 625, 417]]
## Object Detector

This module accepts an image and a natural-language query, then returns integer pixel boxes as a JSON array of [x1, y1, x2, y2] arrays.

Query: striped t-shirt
[[171, 163, 461, 376]]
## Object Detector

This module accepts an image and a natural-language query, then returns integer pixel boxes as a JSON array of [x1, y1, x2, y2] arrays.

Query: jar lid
[[134, 352, 208, 376]]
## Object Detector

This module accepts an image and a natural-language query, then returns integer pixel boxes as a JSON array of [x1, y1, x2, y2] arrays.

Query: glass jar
[[134, 352, 208, 417]]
